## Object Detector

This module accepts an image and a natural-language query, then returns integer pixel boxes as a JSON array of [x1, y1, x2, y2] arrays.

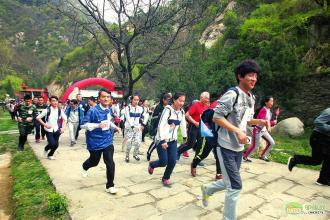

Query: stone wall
[[281, 73, 330, 126]]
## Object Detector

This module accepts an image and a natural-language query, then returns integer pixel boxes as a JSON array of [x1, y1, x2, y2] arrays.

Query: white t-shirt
[[37, 107, 67, 132]]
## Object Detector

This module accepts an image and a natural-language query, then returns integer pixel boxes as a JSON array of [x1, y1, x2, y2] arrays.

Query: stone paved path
[[28, 131, 330, 220]]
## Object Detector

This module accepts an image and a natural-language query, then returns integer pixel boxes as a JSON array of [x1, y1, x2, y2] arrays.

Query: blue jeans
[[204, 146, 243, 220], [150, 140, 177, 180]]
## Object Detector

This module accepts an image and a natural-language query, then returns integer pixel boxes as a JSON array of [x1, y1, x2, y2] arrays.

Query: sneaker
[[36, 139, 40, 143], [133, 155, 140, 161], [70, 141, 75, 147], [125, 156, 129, 163], [201, 184, 210, 207], [81, 168, 88, 178], [215, 174, 223, 180], [106, 186, 118, 194], [315, 180, 330, 186], [43, 150, 49, 158], [47, 156, 55, 160], [162, 178, 172, 187], [148, 163, 154, 175], [190, 163, 197, 177], [260, 156, 270, 162], [287, 157, 295, 171], [243, 157, 252, 162], [197, 161, 205, 167], [182, 151, 189, 158]]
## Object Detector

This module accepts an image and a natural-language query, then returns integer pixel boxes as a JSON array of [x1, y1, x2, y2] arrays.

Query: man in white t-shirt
[[37, 96, 67, 160]]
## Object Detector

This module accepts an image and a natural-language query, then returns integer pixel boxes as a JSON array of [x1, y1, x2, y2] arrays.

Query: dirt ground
[[0, 153, 12, 220]]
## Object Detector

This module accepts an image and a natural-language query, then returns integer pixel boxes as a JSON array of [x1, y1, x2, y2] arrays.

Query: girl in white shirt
[[148, 92, 187, 186], [124, 95, 144, 162]]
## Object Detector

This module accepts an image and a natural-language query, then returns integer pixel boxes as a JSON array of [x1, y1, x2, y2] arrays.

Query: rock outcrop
[[199, 1, 236, 48], [272, 117, 304, 137]]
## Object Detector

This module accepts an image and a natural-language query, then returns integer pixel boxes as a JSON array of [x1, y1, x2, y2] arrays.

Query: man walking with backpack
[[65, 99, 84, 146], [200, 60, 269, 220], [36, 96, 67, 160]]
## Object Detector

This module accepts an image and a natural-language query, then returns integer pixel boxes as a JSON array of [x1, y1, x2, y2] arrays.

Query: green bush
[[46, 193, 68, 217]]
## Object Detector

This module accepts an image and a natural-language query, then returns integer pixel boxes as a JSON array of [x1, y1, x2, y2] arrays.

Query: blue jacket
[[65, 106, 84, 125], [82, 105, 114, 151]]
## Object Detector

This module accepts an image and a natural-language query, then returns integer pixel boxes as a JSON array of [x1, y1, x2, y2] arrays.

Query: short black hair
[[172, 92, 185, 101], [49, 95, 59, 101], [235, 59, 260, 83], [24, 94, 32, 100], [38, 96, 44, 99], [70, 99, 78, 105], [98, 88, 111, 98], [88, 96, 96, 102]]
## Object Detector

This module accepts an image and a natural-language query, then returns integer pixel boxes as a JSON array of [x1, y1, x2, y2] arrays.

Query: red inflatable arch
[[61, 78, 116, 103]]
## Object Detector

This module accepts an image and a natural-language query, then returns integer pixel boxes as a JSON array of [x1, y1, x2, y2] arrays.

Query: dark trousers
[[192, 139, 221, 174], [45, 130, 61, 156], [75, 127, 81, 140], [35, 121, 45, 140], [10, 112, 16, 120], [177, 123, 202, 155], [18, 125, 33, 150], [293, 131, 330, 182], [150, 141, 177, 180], [142, 124, 148, 142], [147, 137, 156, 160], [83, 146, 115, 188]]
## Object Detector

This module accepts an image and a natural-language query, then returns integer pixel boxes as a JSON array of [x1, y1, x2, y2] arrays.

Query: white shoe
[[106, 187, 117, 194], [47, 156, 55, 160], [81, 168, 88, 178]]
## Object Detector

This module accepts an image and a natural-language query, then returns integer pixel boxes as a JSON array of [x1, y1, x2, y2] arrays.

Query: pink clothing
[[256, 107, 276, 130]]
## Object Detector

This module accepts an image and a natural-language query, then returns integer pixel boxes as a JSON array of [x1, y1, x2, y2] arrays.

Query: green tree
[[0, 75, 23, 97]]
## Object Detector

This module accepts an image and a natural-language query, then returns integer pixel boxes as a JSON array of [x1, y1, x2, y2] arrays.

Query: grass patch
[[247, 128, 320, 171], [11, 146, 69, 219], [0, 111, 69, 220], [0, 111, 17, 131]]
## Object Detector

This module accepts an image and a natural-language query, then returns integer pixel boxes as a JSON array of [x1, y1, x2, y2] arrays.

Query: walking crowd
[[6, 59, 330, 220]]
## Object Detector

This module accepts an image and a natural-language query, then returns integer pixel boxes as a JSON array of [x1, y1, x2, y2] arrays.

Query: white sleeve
[[143, 108, 149, 125], [60, 109, 67, 121], [36, 109, 47, 120], [158, 108, 170, 142], [124, 106, 134, 127], [81, 123, 99, 131], [180, 111, 187, 138]]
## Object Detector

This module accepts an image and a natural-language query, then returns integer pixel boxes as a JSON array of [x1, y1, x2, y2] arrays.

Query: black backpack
[[200, 87, 240, 145], [45, 106, 62, 128]]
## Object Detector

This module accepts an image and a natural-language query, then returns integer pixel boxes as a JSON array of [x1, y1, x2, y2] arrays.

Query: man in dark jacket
[[288, 107, 330, 186], [15, 94, 38, 151]]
